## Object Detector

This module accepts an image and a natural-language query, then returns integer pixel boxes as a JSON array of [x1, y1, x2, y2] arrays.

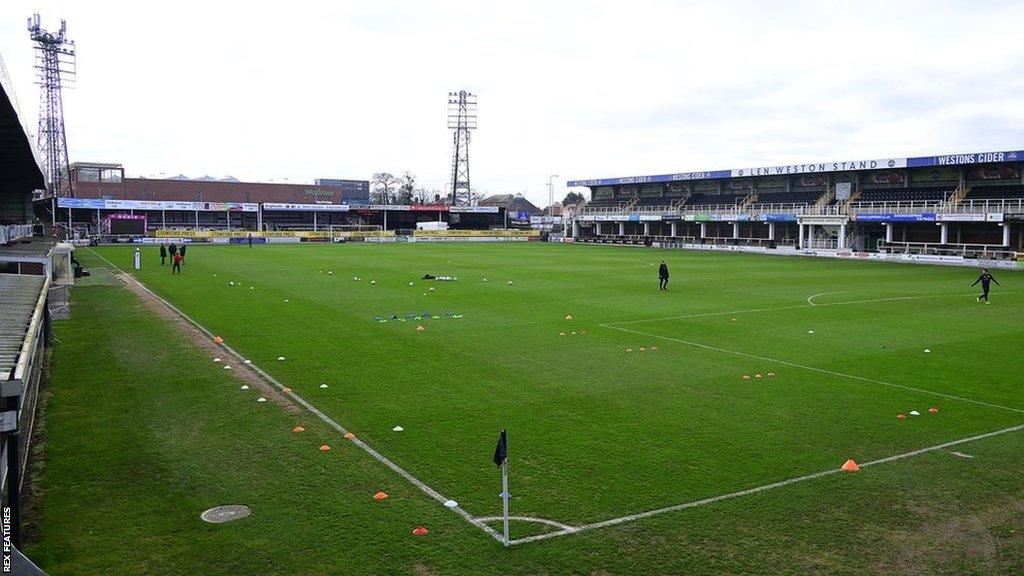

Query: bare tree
[[371, 172, 400, 204]]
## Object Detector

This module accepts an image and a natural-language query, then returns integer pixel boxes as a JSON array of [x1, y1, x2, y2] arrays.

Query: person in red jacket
[[171, 252, 183, 274]]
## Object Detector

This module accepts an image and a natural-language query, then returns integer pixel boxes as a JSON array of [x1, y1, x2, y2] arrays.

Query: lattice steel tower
[[447, 91, 477, 206], [28, 13, 76, 223]]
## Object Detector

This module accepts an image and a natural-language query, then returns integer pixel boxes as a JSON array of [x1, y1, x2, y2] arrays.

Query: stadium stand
[[751, 190, 824, 206], [854, 186, 954, 203], [963, 184, 1024, 200], [682, 193, 746, 207]]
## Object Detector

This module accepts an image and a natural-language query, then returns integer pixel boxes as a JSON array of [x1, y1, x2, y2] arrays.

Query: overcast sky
[[2, 1, 1023, 206]]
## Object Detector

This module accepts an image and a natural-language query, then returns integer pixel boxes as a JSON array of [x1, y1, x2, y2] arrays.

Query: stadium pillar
[[162, 210, 166, 229], [1002, 223, 1010, 246], [768, 222, 776, 240], [798, 223, 804, 247], [699, 222, 707, 239], [618, 222, 625, 236], [670, 221, 677, 237], [732, 222, 739, 239], [313, 212, 318, 232], [940, 223, 948, 244], [195, 210, 199, 231], [643, 222, 650, 236], [572, 220, 580, 237], [839, 224, 847, 249], [884, 223, 893, 243], [257, 206, 263, 231]]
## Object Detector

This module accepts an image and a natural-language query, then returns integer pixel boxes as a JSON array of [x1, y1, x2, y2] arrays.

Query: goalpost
[[327, 223, 385, 242]]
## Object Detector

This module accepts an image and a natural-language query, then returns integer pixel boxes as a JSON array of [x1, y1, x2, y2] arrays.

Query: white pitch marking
[[601, 323, 1024, 415], [87, 249, 507, 546], [475, 516, 578, 532], [508, 423, 1024, 545], [806, 290, 853, 306], [950, 451, 974, 459], [604, 292, 1014, 327]]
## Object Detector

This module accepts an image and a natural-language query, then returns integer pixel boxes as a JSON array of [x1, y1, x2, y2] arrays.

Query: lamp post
[[548, 175, 559, 231]]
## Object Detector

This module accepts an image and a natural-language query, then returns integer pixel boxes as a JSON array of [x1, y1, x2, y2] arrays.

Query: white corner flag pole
[[502, 458, 510, 546]]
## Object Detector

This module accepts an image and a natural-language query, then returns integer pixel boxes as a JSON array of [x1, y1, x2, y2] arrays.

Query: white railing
[[849, 200, 946, 214], [950, 198, 1024, 213], [746, 203, 812, 215], [678, 204, 743, 215], [878, 240, 1016, 259]]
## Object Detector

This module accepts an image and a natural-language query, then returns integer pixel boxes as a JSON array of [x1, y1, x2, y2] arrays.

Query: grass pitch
[[27, 243, 1024, 575]]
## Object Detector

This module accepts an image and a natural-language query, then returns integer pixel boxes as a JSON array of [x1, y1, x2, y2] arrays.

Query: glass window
[[101, 169, 122, 183], [78, 168, 100, 182]]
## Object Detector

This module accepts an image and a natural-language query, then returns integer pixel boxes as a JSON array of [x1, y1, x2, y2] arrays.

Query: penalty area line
[[509, 423, 1024, 545], [600, 323, 1024, 416], [86, 249, 506, 545], [603, 291, 1015, 327]]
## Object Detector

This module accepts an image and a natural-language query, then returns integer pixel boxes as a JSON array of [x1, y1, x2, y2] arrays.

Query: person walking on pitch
[[159, 243, 167, 266], [171, 252, 183, 274], [179, 243, 187, 264], [972, 268, 999, 303], [658, 261, 670, 291]]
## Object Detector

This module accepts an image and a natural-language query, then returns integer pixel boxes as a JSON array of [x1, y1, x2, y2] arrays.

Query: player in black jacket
[[971, 268, 1000, 303]]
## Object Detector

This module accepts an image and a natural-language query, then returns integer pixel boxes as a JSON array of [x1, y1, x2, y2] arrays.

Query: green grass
[[27, 243, 1024, 575]]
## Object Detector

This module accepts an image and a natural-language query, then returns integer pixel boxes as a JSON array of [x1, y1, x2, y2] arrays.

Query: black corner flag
[[493, 429, 507, 466]]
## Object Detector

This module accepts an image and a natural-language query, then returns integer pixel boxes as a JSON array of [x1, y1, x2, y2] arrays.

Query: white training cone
[[222, 365, 232, 370], [924, 349, 931, 353], [229, 281, 234, 286], [277, 356, 286, 361], [319, 384, 328, 389], [328, 271, 334, 275], [257, 397, 267, 403], [444, 500, 458, 508], [392, 426, 404, 432], [507, 281, 513, 285], [243, 359, 251, 364], [213, 358, 221, 363], [910, 410, 921, 416], [240, 385, 249, 390], [429, 287, 435, 292], [808, 330, 815, 334], [482, 278, 488, 282], [371, 280, 376, 285]]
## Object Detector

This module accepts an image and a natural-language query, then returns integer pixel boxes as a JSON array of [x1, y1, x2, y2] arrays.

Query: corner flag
[[493, 429, 507, 466]]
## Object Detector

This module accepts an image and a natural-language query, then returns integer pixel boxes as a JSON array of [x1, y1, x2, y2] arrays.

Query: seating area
[[963, 185, 1024, 200], [682, 193, 746, 207], [854, 186, 954, 203], [751, 190, 823, 206], [634, 197, 675, 208], [586, 197, 632, 208]]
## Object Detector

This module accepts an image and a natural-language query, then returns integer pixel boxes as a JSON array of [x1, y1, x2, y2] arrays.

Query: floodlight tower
[[447, 91, 477, 206], [28, 13, 76, 225]]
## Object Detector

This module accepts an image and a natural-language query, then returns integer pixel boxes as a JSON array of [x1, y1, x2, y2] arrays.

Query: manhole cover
[[201, 505, 251, 524]]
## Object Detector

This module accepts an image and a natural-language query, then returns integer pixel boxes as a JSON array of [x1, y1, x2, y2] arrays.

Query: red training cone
[[841, 459, 860, 472]]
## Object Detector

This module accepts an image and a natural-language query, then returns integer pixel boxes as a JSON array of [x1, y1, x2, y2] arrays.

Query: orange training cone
[[344, 432, 356, 440], [416, 324, 425, 332], [896, 414, 906, 420], [319, 444, 331, 452], [412, 526, 428, 536], [373, 491, 389, 501], [928, 407, 939, 414], [282, 387, 292, 394], [841, 459, 860, 472], [292, 426, 305, 433], [213, 336, 224, 344]]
